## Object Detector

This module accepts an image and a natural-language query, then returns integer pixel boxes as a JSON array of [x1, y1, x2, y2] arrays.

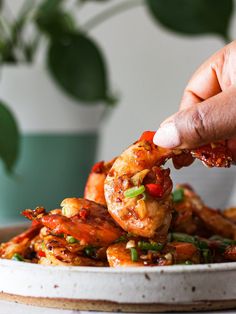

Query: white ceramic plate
[[0, 224, 236, 312]]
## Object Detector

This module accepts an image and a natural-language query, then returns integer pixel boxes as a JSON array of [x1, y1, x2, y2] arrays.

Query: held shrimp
[[104, 131, 233, 240]]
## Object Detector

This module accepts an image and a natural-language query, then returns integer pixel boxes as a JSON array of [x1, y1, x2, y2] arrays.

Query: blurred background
[[0, 0, 236, 222]]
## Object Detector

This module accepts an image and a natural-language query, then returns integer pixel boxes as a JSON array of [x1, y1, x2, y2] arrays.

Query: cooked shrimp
[[223, 207, 236, 223], [166, 242, 200, 264], [224, 245, 236, 261], [107, 240, 199, 267], [105, 145, 173, 240], [0, 222, 41, 259], [190, 142, 233, 168], [104, 131, 232, 240], [172, 184, 209, 236], [106, 240, 170, 267], [193, 206, 236, 240], [24, 198, 123, 246], [84, 159, 115, 206], [107, 243, 144, 267], [39, 235, 106, 266], [172, 184, 236, 239]]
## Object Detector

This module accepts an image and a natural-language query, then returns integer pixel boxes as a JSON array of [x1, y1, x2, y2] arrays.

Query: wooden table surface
[[0, 299, 235, 314]]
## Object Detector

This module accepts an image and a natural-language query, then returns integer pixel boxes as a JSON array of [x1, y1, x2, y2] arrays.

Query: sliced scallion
[[172, 188, 184, 203], [84, 246, 95, 257], [194, 237, 208, 249], [41, 242, 46, 251], [12, 253, 24, 262], [184, 260, 193, 265], [124, 185, 145, 198], [210, 235, 236, 246], [170, 232, 195, 244], [202, 249, 211, 263], [115, 235, 127, 243], [130, 247, 138, 262], [66, 236, 78, 244], [138, 241, 163, 251], [170, 233, 209, 250]]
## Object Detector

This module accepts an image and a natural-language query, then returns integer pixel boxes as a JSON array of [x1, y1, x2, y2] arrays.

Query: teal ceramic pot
[[0, 65, 105, 223]]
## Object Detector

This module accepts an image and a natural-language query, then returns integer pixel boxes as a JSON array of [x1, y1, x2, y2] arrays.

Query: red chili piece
[[38, 250, 46, 258], [91, 161, 104, 173], [145, 183, 164, 198], [79, 208, 88, 220], [139, 131, 156, 142]]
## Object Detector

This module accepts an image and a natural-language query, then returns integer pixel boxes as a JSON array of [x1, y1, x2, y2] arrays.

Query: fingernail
[[153, 123, 181, 148]]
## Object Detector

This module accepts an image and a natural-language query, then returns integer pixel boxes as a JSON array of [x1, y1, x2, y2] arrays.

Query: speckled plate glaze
[[0, 224, 236, 312]]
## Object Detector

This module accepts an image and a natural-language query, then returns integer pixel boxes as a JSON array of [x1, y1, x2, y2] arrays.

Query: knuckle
[[175, 107, 210, 145], [191, 108, 206, 140], [190, 106, 214, 143]]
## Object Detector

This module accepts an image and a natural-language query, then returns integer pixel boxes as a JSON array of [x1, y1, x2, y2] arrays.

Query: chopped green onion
[[202, 249, 212, 263], [84, 246, 96, 257], [115, 235, 127, 243], [170, 232, 195, 244], [194, 237, 209, 249], [130, 247, 138, 262], [12, 253, 24, 262], [184, 260, 193, 265], [172, 188, 184, 203], [138, 241, 163, 251], [209, 235, 223, 241], [209, 235, 236, 246], [41, 242, 46, 251], [124, 185, 145, 198], [57, 233, 65, 238], [66, 236, 79, 244], [170, 233, 209, 250], [222, 239, 236, 246]]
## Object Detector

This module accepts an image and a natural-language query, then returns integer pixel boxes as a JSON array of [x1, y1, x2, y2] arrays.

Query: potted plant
[[0, 0, 233, 222]]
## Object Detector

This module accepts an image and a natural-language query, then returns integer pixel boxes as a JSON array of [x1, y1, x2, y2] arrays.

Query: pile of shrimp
[[1, 131, 236, 267]]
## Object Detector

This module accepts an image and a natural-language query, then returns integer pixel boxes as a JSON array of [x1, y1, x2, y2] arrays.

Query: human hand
[[153, 41, 236, 161]]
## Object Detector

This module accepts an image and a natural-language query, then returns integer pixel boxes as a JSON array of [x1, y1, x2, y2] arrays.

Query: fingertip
[[153, 131, 159, 145], [153, 123, 181, 148]]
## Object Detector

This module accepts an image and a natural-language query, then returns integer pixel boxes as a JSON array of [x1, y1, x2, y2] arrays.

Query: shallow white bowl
[[0, 224, 236, 312]]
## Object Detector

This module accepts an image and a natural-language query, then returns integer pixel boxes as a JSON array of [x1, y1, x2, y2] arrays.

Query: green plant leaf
[[146, 0, 233, 40], [0, 100, 19, 172], [36, 0, 75, 38], [47, 32, 111, 104], [36, 0, 63, 14]]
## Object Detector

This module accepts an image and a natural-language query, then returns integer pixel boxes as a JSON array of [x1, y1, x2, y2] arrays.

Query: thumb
[[154, 86, 236, 149]]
